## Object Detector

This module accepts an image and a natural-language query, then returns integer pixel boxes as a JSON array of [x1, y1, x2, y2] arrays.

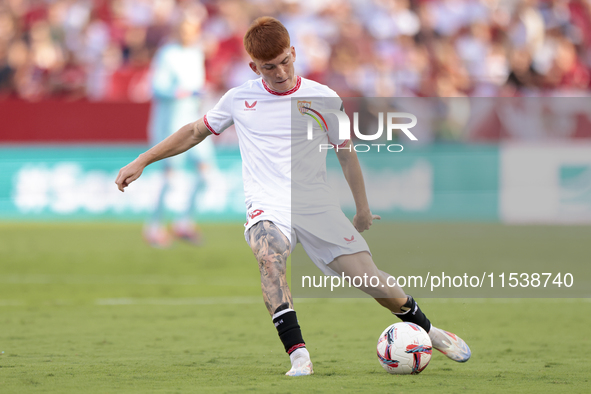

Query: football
[[376, 322, 433, 375]]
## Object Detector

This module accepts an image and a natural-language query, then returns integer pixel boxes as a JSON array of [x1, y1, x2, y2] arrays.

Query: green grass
[[0, 223, 590, 393]]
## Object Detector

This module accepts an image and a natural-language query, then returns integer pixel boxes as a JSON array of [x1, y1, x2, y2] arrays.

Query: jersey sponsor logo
[[245, 209, 264, 226], [344, 235, 356, 244], [249, 209, 264, 219], [244, 100, 257, 111]]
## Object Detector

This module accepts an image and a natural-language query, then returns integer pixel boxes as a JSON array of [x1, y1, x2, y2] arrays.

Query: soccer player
[[115, 16, 471, 376], [144, 16, 217, 247]]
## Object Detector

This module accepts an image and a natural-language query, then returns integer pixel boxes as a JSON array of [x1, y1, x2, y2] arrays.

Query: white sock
[[290, 347, 310, 366]]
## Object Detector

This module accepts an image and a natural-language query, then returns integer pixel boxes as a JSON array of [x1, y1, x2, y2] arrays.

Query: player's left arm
[[335, 140, 381, 232]]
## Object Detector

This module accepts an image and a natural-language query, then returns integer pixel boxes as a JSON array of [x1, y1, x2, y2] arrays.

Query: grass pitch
[[0, 223, 590, 393]]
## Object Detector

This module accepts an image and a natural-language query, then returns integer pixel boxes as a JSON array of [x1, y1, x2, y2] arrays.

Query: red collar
[[261, 76, 301, 96]]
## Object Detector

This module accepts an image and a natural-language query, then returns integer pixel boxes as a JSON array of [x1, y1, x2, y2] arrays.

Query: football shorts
[[244, 206, 370, 276]]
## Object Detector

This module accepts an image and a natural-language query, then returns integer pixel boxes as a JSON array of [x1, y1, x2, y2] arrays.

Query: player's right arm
[[115, 118, 211, 192], [117, 85, 236, 191]]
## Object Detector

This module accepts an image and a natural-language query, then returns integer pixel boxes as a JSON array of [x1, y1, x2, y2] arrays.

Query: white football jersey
[[203, 76, 349, 216]]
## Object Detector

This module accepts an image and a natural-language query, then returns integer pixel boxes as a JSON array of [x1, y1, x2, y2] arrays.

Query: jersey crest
[[297, 100, 311, 115]]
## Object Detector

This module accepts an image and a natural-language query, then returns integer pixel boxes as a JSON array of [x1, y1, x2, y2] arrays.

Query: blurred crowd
[[1, 0, 591, 102]]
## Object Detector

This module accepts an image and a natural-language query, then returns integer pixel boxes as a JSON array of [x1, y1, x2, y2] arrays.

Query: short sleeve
[[204, 89, 235, 135]]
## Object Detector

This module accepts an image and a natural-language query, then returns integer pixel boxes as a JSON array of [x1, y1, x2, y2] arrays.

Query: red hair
[[243, 16, 290, 61]]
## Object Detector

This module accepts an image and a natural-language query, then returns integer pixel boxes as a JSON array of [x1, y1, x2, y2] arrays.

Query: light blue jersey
[[148, 42, 215, 167]]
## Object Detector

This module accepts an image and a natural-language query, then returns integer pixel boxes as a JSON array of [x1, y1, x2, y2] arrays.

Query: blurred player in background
[[144, 14, 217, 248], [116, 16, 470, 376]]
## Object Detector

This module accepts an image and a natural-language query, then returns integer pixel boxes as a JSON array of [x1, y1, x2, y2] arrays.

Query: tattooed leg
[[250, 221, 310, 368], [248, 221, 292, 315]]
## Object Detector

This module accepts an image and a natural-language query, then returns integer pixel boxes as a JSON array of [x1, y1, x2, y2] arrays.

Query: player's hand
[[115, 159, 145, 192], [353, 210, 381, 233]]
